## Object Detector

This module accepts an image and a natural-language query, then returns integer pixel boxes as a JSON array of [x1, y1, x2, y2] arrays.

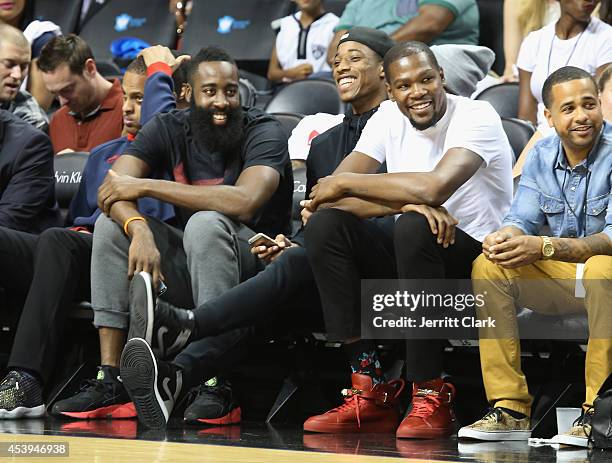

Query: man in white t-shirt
[[301, 41, 513, 438]]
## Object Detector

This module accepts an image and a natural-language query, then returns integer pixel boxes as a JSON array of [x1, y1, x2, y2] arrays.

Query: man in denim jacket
[[459, 66, 612, 446]]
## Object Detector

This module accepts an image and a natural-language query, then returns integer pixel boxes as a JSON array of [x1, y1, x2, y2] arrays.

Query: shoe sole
[[0, 405, 45, 419], [304, 420, 399, 434], [128, 272, 154, 345], [193, 407, 242, 426], [458, 427, 531, 441], [120, 338, 167, 429], [58, 402, 137, 420], [551, 435, 589, 448], [396, 426, 454, 439]]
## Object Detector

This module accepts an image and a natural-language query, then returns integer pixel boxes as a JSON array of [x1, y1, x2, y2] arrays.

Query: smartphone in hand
[[248, 233, 278, 248]]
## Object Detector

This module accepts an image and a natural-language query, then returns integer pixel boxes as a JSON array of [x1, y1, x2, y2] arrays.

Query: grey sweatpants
[[90, 211, 260, 329]]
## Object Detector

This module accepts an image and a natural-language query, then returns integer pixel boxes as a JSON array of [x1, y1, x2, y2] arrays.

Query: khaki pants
[[472, 254, 612, 416]]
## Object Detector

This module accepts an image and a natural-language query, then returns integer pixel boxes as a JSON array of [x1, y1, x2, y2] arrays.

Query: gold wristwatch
[[541, 236, 555, 259]]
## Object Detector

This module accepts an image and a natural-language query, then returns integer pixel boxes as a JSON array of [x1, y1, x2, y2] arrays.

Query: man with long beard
[[55, 46, 292, 428]]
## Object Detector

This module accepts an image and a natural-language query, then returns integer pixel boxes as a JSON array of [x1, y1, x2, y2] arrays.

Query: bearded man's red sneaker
[[396, 379, 456, 439], [303, 373, 404, 434]]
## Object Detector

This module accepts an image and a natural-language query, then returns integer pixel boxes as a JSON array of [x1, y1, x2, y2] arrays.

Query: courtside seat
[[501, 117, 535, 163], [271, 112, 304, 137], [54, 151, 94, 316], [54, 151, 89, 225], [96, 60, 123, 81], [78, 0, 177, 65], [474, 82, 520, 119], [239, 78, 258, 107], [265, 79, 344, 116], [291, 166, 306, 235]]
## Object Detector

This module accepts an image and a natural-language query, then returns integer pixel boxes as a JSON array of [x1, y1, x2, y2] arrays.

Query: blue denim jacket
[[503, 122, 612, 240]]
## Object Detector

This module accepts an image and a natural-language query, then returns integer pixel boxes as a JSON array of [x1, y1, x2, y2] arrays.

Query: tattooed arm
[[549, 233, 612, 263]]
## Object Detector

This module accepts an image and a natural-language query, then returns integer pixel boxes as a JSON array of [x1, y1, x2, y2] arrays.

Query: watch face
[[543, 243, 554, 257]]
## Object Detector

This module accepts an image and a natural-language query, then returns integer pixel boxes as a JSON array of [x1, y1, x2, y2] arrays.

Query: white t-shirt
[[517, 17, 612, 132], [354, 96, 513, 242], [275, 12, 339, 74], [288, 112, 344, 160]]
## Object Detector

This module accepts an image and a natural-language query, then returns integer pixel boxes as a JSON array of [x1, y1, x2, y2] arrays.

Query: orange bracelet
[[123, 216, 146, 235]]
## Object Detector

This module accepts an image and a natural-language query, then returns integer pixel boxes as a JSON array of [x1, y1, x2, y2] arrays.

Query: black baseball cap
[[337, 27, 395, 58]]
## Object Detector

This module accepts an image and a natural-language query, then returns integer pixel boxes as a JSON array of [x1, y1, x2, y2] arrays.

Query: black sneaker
[[128, 271, 196, 358], [0, 371, 45, 419], [120, 337, 182, 429], [184, 377, 241, 425], [51, 366, 136, 419]]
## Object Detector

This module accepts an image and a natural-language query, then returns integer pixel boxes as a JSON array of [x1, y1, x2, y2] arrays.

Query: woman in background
[[267, 0, 339, 83], [517, 0, 612, 132]]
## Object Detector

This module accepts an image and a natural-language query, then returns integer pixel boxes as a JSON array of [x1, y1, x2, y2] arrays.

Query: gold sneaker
[[552, 410, 592, 448], [458, 407, 531, 441]]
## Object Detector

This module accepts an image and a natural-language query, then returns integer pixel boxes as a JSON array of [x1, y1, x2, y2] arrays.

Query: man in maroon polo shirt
[[38, 34, 123, 153]]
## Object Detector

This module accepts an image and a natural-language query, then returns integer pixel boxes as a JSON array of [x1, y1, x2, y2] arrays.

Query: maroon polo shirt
[[49, 79, 123, 153]]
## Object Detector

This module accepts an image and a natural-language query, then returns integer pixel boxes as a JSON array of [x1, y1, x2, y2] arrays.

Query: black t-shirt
[[127, 107, 292, 236]]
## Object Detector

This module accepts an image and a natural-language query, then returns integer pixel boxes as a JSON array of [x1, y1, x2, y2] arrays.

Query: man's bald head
[[0, 24, 29, 51], [0, 24, 30, 103]]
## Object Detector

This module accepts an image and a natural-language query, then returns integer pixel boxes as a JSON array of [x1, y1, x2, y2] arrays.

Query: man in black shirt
[[116, 28, 394, 429], [53, 47, 292, 428]]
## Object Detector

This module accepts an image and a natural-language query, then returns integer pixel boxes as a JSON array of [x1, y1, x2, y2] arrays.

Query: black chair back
[[239, 78, 257, 107], [271, 112, 304, 137], [265, 79, 344, 116], [501, 117, 535, 162], [292, 167, 306, 234], [78, 0, 177, 64], [54, 151, 89, 213], [475, 82, 520, 119], [475, 0, 505, 75]]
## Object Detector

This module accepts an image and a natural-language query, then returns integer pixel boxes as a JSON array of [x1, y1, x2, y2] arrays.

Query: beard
[[189, 101, 245, 156]]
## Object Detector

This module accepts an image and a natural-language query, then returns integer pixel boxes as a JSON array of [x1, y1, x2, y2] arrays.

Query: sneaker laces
[[0, 371, 19, 391], [329, 389, 364, 428], [408, 383, 454, 419], [482, 407, 504, 423], [409, 393, 442, 419], [576, 406, 594, 440], [187, 378, 228, 403]]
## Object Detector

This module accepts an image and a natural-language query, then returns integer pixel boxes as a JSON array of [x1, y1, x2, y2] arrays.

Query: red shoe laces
[[328, 388, 363, 428], [409, 391, 442, 418], [409, 385, 454, 419]]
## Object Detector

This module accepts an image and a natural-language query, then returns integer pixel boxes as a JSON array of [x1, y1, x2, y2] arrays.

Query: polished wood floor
[[0, 433, 418, 463], [0, 418, 609, 463]]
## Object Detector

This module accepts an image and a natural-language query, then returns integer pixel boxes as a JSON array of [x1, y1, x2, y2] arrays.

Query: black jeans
[[304, 209, 397, 340], [193, 246, 321, 338], [0, 226, 93, 384], [305, 209, 481, 382]]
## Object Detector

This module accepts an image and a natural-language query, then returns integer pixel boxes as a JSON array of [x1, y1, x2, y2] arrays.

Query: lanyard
[[559, 161, 590, 237], [547, 20, 589, 76]]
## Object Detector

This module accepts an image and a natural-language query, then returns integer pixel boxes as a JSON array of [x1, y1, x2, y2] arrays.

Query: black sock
[[500, 407, 527, 420], [343, 340, 385, 385]]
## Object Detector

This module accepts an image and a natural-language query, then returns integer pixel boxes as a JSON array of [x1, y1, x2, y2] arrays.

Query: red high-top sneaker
[[303, 373, 405, 434], [396, 379, 456, 439]]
